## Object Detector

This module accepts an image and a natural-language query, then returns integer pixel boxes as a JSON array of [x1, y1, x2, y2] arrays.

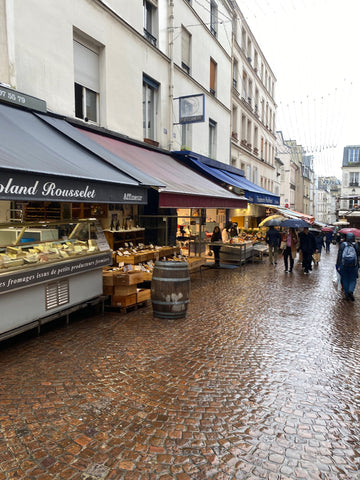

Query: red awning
[[78, 129, 247, 209], [276, 206, 314, 224]]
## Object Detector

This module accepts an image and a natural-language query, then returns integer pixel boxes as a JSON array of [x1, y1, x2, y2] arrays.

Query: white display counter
[[0, 219, 111, 340]]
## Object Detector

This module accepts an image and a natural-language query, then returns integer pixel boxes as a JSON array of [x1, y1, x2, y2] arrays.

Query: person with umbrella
[[265, 225, 281, 265], [281, 227, 298, 273], [336, 232, 360, 301], [323, 229, 334, 253], [314, 231, 325, 265], [298, 227, 316, 274]]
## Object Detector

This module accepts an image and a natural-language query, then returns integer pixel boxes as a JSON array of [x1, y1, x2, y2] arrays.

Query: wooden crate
[[103, 285, 114, 296], [114, 271, 144, 285], [103, 270, 144, 286], [158, 247, 172, 257], [141, 250, 155, 262], [142, 271, 153, 281], [115, 254, 136, 264], [103, 271, 116, 286], [111, 293, 137, 308], [114, 284, 137, 296], [187, 256, 206, 272], [137, 288, 151, 303]]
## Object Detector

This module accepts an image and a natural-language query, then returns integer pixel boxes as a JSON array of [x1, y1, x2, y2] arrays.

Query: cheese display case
[[0, 219, 112, 341]]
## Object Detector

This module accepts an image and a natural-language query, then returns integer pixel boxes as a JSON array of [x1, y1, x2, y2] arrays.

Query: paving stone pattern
[[0, 247, 360, 479]]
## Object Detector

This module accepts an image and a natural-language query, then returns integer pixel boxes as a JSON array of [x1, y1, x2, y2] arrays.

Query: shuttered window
[[210, 58, 216, 95], [74, 41, 99, 93], [181, 27, 191, 74], [73, 39, 99, 122]]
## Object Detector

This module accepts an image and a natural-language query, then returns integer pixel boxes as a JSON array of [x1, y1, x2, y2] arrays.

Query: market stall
[[0, 219, 111, 339]]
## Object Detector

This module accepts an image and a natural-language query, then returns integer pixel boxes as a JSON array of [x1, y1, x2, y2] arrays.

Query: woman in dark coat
[[211, 225, 222, 267]]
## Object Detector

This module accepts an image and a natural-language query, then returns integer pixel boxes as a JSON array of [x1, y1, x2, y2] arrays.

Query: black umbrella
[[281, 218, 311, 228]]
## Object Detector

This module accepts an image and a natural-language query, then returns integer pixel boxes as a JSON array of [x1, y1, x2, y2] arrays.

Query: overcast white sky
[[238, 0, 360, 179]]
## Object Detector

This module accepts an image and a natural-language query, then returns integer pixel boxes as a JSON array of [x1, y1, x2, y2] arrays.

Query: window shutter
[[181, 28, 191, 67], [210, 59, 216, 92], [74, 40, 99, 92]]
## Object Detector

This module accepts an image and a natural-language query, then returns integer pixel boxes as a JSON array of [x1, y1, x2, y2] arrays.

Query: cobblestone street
[[1, 247, 360, 480]]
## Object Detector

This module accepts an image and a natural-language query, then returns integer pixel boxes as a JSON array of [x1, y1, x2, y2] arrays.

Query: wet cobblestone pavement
[[1, 247, 360, 479]]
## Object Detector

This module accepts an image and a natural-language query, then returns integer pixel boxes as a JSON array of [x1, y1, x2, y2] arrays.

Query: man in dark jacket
[[298, 227, 316, 274], [265, 226, 281, 265]]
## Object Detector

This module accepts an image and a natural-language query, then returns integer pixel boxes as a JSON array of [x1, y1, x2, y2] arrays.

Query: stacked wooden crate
[[103, 269, 151, 309], [113, 246, 181, 265]]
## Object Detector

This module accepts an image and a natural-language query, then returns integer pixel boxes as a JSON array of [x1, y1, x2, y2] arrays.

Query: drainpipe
[[168, 0, 174, 152], [4, 0, 16, 87]]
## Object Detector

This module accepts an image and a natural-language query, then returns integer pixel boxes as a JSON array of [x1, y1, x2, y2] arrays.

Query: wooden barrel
[[151, 261, 190, 319]]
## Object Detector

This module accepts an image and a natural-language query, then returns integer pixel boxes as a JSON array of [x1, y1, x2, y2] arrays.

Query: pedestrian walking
[[298, 227, 316, 274], [325, 231, 333, 252], [336, 232, 360, 301], [281, 228, 298, 272], [265, 226, 281, 265], [313, 231, 325, 265], [210, 225, 222, 268]]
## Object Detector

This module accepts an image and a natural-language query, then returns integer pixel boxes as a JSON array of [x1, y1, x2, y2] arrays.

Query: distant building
[[316, 176, 340, 225], [339, 145, 360, 226]]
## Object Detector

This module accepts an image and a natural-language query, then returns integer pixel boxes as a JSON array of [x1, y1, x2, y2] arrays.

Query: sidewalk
[[0, 247, 359, 479]]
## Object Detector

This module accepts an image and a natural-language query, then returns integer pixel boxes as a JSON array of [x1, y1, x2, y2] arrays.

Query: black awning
[[0, 103, 149, 203]]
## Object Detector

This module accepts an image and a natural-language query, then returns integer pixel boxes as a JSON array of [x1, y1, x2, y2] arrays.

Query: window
[[209, 119, 217, 159], [232, 105, 238, 137], [73, 39, 99, 123], [181, 123, 192, 150], [350, 172, 359, 186], [247, 39, 252, 62], [210, 58, 217, 95], [181, 27, 191, 74], [143, 0, 157, 47], [253, 167, 258, 185], [242, 71, 247, 99], [248, 79, 253, 105], [241, 28, 246, 51], [143, 74, 159, 141], [210, 0, 218, 36], [348, 148, 360, 163], [233, 59, 238, 89]]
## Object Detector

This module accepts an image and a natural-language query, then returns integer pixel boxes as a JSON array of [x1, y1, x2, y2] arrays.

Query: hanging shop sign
[[0, 171, 147, 204], [178, 94, 205, 124]]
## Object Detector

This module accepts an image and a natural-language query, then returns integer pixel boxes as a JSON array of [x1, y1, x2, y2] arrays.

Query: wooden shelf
[[104, 229, 145, 250]]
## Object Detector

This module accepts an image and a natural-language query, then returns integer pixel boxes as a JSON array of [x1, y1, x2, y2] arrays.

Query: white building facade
[[0, 0, 235, 164], [230, 4, 277, 191]]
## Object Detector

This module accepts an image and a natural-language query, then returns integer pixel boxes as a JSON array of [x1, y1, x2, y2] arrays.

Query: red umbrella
[[321, 226, 334, 232], [338, 228, 360, 237]]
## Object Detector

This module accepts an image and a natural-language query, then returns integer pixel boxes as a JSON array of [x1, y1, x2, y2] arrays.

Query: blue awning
[[172, 151, 280, 206], [222, 171, 280, 205]]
